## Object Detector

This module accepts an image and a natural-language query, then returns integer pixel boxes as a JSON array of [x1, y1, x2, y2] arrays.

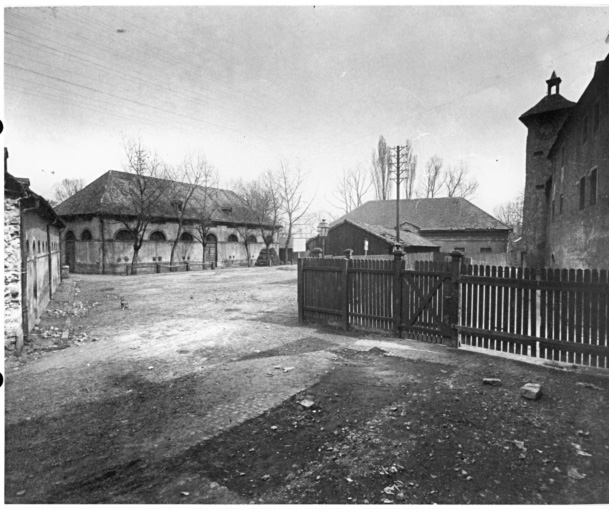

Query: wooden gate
[[398, 260, 457, 344]]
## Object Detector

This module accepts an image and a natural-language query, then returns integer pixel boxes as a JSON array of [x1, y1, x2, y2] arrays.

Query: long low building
[[54, 170, 280, 273], [4, 166, 64, 351]]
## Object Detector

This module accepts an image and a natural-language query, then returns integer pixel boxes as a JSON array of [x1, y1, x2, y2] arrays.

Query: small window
[[26, 240, 30, 254], [38, 241, 41, 252], [170, 200, 183, 213], [115, 230, 135, 242], [150, 231, 166, 242], [582, 115, 589, 144], [65, 231, 76, 241], [593, 102, 600, 133], [480, 248, 492, 254], [579, 177, 586, 210], [560, 194, 564, 214], [206, 234, 217, 243], [222, 206, 233, 215], [247, 235, 258, 244], [228, 234, 238, 243], [81, 229, 92, 241], [590, 168, 597, 206], [180, 232, 194, 242]]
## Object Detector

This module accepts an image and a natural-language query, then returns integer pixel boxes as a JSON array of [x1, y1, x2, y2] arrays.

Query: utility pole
[[389, 145, 408, 246]]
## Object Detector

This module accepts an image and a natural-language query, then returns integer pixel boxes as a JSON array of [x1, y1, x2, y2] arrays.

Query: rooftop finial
[[546, 71, 561, 96]]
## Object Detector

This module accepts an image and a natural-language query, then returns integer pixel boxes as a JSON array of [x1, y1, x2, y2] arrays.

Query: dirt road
[[4, 266, 609, 504]]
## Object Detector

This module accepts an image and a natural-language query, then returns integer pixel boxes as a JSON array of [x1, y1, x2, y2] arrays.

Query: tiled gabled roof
[[331, 197, 510, 232], [55, 170, 275, 227]]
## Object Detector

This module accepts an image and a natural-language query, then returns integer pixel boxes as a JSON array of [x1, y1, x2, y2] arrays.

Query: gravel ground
[[4, 265, 609, 504]]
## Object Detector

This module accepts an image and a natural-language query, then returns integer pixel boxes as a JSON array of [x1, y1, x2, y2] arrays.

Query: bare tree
[[494, 191, 524, 240], [401, 140, 418, 199], [235, 172, 283, 266], [418, 155, 444, 198], [333, 165, 371, 214], [371, 135, 392, 200], [190, 162, 220, 268], [164, 154, 209, 265], [51, 178, 85, 206], [276, 161, 314, 261], [444, 161, 479, 199], [118, 139, 166, 272]]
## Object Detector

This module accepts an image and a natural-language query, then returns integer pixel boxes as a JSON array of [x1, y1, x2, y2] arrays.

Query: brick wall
[[4, 198, 23, 351]]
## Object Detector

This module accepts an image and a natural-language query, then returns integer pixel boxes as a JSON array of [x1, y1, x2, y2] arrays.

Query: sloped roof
[[4, 171, 64, 227], [519, 93, 575, 124], [548, 53, 609, 159], [331, 198, 510, 232], [333, 219, 438, 248], [55, 170, 275, 227]]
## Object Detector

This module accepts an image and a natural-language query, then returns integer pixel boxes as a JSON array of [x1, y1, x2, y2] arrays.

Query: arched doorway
[[65, 231, 76, 272], [206, 234, 217, 267]]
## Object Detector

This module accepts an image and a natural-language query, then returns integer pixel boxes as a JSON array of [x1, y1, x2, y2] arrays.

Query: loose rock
[[521, 383, 542, 400], [482, 378, 502, 386]]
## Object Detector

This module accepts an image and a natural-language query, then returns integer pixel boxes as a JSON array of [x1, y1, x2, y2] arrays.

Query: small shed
[[307, 219, 439, 257]]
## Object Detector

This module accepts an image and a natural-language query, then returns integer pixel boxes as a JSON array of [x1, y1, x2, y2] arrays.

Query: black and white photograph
[[3, 1, 609, 505]]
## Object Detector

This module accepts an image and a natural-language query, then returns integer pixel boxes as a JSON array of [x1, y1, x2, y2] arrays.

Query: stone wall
[[4, 197, 23, 352]]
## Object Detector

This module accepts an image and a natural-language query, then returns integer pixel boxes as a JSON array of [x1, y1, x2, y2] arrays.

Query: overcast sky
[[3, 3, 609, 223]]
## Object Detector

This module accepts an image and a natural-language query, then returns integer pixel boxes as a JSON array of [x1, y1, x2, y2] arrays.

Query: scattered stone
[[209, 482, 220, 489], [567, 467, 586, 480], [521, 383, 542, 400], [270, 426, 278, 431], [576, 430, 590, 438], [261, 475, 271, 481], [147, 366, 154, 370], [283, 367, 295, 373], [181, 491, 190, 496], [482, 378, 502, 386], [576, 382, 603, 391], [571, 443, 592, 457], [16, 490, 25, 496]]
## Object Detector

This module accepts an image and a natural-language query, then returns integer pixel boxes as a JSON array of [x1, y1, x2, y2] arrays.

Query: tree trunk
[[170, 225, 182, 266], [201, 242, 207, 268], [131, 244, 142, 275], [244, 242, 251, 267], [284, 225, 293, 264]]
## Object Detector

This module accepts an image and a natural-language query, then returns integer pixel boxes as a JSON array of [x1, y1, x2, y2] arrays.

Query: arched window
[[265, 235, 273, 244], [81, 229, 92, 241], [38, 241, 41, 253], [115, 230, 135, 242], [247, 235, 258, 244], [180, 232, 194, 242], [149, 231, 166, 242], [228, 234, 238, 243], [65, 231, 76, 242], [206, 234, 217, 243], [26, 240, 30, 254]]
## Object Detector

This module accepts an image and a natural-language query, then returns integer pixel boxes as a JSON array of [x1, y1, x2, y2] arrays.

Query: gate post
[[393, 249, 404, 337], [446, 250, 463, 348], [297, 257, 305, 323], [342, 250, 353, 330]]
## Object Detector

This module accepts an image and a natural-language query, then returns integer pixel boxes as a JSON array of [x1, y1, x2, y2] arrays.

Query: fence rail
[[298, 254, 609, 369]]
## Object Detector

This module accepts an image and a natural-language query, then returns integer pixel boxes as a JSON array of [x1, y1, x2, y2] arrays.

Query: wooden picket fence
[[298, 253, 609, 369], [459, 265, 609, 368]]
